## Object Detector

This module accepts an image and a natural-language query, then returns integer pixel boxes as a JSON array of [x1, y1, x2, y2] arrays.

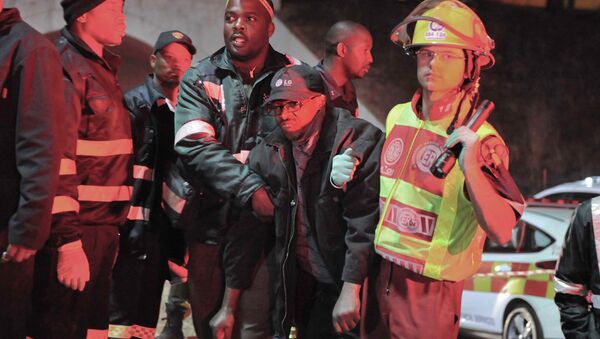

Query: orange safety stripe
[[59, 158, 76, 175], [174, 119, 216, 144], [76, 139, 133, 157], [77, 185, 132, 202], [126, 205, 150, 221], [51, 196, 80, 214], [162, 182, 185, 213], [108, 324, 155, 339], [133, 165, 153, 181]]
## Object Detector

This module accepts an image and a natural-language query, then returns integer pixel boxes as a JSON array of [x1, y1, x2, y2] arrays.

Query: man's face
[[151, 43, 192, 87], [342, 31, 373, 79], [271, 95, 325, 141], [81, 0, 126, 47], [416, 46, 466, 93], [223, 0, 274, 61]]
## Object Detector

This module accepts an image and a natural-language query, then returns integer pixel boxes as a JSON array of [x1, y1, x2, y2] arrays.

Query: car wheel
[[502, 304, 543, 339]]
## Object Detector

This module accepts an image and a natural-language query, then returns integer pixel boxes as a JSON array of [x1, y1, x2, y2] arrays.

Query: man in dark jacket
[[554, 197, 600, 338], [247, 64, 383, 338], [174, 0, 300, 337], [314, 21, 373, 117], [108, 30, 196, 339], [0, 2, 63, 338], [28, 1, 131, 338]]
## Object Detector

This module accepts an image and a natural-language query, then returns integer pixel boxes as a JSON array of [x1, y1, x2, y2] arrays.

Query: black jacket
[[247, 107, 384, 336], [122, 75, 186, 260], [174, 46, 297, 241], [51, 28, 132, 246], [554, 198, 600, 339], [0, 8, 62, 249]]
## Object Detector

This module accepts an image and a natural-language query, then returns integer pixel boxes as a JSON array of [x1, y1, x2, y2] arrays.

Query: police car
[[460, 204, 576, 339]]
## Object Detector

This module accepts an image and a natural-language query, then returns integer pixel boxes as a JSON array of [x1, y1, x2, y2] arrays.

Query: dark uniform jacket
[[554, 198, 600, 339], [174, 45, 299, 288], [123, 75, 185, 261], [315, 61, 358, 117], [50, 28, 132, 246], [247, 107, 384, 336], [0, 8, 62, 249]]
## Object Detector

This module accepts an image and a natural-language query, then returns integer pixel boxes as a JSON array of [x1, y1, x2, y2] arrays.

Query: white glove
[[57, 240, 90, 292], [330, 148, 359, 188]]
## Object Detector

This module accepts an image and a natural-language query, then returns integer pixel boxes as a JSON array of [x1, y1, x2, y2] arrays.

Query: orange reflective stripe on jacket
[[133, 165, 153, 181], [59, 158, 76, 175], [77, 185, 132, 202], [76, 139, 133, 157], [51, 195, 80, 214]]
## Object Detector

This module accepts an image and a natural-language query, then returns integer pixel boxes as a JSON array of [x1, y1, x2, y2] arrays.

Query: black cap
[[153, 30, 196, 56], [61, 0, 105, 25], [264, 65, 326, 104]]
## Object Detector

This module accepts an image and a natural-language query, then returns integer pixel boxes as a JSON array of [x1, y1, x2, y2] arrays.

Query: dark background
[[278, 0, 600, 196]]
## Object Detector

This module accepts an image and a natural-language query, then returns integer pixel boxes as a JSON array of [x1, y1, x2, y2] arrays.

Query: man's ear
[[267, 22, 275, 38], [336, 42, 346, 58], [75, 13, 87, 23], [149, 54, 157, 69]]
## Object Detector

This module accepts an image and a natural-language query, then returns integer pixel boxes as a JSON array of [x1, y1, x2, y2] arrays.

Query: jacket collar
[[143, 74, 166, 106], [0, 8, 21, 35], [60, 27, 122, 73], [210, 45, 292, 78]]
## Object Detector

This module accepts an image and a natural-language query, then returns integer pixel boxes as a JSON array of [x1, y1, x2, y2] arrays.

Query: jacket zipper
[[276, 145, 298, 336]]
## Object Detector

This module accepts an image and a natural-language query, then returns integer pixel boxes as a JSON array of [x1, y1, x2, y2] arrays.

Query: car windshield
[[484, 219, 554, 253]]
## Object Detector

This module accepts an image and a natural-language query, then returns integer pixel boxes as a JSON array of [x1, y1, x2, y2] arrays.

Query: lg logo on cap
[[275, 79, 293, 87]]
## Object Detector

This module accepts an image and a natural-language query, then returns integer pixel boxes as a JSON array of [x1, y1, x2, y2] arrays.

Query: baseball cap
[[264, 65, 325, 105], [153, 30, 197, 55]]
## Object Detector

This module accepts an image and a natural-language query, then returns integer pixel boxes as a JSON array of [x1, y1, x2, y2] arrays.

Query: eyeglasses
[[265, 95, 320, 117], [415, 50, 465, 62], [265, 101, 303, 117]]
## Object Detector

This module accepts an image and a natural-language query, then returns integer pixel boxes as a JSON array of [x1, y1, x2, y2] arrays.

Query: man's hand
[[331, 148, 359, 188], [210, 287, 241, 339], [251, 186, 274, 222], [210, 305, 235, 339], [57, 240, 90, 291], [445, 126, 481, 172], [332, 282, 362, 334], [1, 244, 37, 263]]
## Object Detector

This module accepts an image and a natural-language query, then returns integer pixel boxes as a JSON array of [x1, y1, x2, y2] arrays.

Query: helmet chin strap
[[446, 50, 481, 135]]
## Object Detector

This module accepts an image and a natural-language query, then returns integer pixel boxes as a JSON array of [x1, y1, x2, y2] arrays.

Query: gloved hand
[[330, 148, 359, 188], [57, 240, 90, 292]]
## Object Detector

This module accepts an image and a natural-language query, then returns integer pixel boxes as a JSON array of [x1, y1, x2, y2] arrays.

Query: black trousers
[[29, 225, 119, 339], [0, 228, 35, 339], [294, 269, 359, 339]]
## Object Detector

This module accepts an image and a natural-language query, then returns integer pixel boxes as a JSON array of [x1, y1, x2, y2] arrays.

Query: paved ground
[[155, 282, 501, 339]]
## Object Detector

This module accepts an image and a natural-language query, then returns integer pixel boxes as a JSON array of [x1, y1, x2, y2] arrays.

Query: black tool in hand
[[430, 100, 495, 179]]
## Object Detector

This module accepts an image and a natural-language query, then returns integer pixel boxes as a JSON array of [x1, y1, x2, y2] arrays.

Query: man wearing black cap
[[28, 1, 130, 338], [245, 64, 383, 339], [108, 30, 196, 339], [173, 0, 301, 337], [0, 1, 63, 338]]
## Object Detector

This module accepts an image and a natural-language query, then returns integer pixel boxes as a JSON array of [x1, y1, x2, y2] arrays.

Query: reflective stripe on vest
[[77, 185, 132, 202], [162, 182, 185, 214], [51, 196, 80, 214], [126, 205, 150, 221], [77, 139, 133, 156], [133, 165, 153, 181], [591, 197, 600, 275], [59, 158, 76, 175], [375, 101, 496, 281]]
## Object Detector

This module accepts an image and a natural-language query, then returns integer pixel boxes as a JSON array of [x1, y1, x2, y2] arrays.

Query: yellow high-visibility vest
[[374, 100, 499, 282]]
